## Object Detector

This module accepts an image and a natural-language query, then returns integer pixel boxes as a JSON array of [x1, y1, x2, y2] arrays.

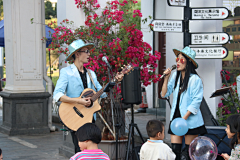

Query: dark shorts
[[168, 120, 207, 135]]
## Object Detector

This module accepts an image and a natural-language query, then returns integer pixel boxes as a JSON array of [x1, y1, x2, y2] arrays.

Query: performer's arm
[[182, 111, 191, 120], [161, 68, 175, 98], [60, 95, 91, 106], [53, 68, 91, 106], [186, 76, 203, 115]]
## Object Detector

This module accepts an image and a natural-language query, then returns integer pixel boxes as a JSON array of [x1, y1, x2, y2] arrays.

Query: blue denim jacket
[[53, 64, 107, 103], [162, 72, 204, 129]]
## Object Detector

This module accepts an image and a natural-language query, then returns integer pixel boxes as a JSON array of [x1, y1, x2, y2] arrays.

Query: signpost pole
[[184, 0, 190, 47]]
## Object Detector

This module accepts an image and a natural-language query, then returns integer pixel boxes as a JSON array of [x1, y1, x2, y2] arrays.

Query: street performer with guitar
[[53, 39, 124, 153]]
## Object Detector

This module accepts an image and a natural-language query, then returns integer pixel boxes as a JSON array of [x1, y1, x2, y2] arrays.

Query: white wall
[[57, 0, 85, 28], [57, 0, 86, 70], [141, 0, 154, 108]]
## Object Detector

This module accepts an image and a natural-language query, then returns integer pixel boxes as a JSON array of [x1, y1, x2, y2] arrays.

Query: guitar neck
[[91, 87, 105, 102]]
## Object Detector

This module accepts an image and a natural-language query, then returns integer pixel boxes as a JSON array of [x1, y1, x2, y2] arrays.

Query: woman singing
[[161, 47, 207, 160]]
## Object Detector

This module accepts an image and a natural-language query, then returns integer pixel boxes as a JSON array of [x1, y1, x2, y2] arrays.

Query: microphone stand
[[221, 70, 238, 114], [107, 66, 116, 135], [105, 66, 121, 160]]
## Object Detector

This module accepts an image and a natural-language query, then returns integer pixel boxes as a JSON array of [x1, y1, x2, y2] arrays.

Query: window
[[232, 27, 236, 32], [226, 28, 230, 32]]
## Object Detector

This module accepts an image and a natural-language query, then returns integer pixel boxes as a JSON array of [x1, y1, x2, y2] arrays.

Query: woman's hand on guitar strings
[[78, 97, 91, 106]]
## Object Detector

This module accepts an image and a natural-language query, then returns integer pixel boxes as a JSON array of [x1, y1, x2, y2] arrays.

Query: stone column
[[0, 0, 50, 135]]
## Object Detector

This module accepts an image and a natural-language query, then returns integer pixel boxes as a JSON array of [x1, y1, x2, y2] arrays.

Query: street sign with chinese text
[[168, 0, 186, 7], [151, 20, 183, 32], [191, 7, 229, 20], [192, 47, 228, 59], [191, 33, 229, 45]]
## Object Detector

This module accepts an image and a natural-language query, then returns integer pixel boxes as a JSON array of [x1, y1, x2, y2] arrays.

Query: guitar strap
[[87, 69, 115, 137], [87, 69, 98, 91]]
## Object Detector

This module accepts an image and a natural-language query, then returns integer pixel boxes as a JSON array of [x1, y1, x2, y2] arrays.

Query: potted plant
[[217, 70, 240, 126]]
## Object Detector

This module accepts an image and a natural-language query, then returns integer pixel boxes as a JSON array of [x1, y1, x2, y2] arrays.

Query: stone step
[[146, 108, 166, 117]]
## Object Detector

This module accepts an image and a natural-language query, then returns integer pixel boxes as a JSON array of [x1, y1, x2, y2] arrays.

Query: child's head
[[76, 123, 102, 150], [226, 114, 240, 149], [146, 120, 164, 140]]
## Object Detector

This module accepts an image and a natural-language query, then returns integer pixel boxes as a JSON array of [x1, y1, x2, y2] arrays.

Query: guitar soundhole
[[73, 106, 84, 118]]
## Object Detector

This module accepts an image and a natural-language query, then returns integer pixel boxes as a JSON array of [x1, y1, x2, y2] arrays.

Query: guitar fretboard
[[91, 87, 105, 102]]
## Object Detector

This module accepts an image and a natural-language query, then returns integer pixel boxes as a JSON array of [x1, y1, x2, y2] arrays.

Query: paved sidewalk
[[0, 108, 68, 160], [0, 108, 166, 160], [125, 112, 165, 138]]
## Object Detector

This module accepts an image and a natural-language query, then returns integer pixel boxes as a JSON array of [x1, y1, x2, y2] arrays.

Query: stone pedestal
[[59, 131, 75, 158], [0, 92, 50, 135]]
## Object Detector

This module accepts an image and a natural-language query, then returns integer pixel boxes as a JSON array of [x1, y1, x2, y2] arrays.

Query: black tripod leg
[[135, 124, 145, 143], [134, 148, 140, 160], [126, 124, 133, 160]]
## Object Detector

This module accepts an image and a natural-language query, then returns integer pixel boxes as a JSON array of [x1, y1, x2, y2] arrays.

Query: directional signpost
[[191, 33, 229, 45], [168, 0, 186, 7], [191, 7, 229, 20], [150, 0, 230, 59], [192, 47, 228, 59], [151, 20, 183, 32]]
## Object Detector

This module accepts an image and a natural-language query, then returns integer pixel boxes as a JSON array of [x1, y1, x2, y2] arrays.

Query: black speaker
[[200, 97, 219, 126], [121, 67, 142, 104]]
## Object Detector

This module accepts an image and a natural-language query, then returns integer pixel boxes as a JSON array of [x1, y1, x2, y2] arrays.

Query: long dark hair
[[174, 53, 199, 93], [226, 114, 240, 149]]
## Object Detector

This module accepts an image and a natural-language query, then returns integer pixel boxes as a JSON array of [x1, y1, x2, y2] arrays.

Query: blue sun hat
[[173, 46, 198, 69], [66, 39, 94, 61]]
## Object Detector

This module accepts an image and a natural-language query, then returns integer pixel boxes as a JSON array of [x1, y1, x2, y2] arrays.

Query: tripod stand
[[125, 104, 145, 160]]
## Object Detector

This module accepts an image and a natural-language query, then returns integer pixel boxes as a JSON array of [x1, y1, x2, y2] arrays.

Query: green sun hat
[[173, 46, 198, 69], [65, 39, 94, 61]]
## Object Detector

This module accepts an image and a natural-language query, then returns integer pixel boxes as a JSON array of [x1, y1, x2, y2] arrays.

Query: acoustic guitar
[[58, 64, 134, 131]]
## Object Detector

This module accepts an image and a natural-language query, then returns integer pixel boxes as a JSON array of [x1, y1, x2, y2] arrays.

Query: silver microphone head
[[102, 56, 107, 62], [172, 65, 177, 70]]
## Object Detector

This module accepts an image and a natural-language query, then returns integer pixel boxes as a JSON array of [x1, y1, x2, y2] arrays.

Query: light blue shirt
[[147, 139, 163, 143], [53, 64, 107, 119], [162, 72, 204, 129], [237, 75, 240, 99]]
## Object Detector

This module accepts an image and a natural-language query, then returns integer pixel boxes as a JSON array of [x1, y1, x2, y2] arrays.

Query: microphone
[[160, 65, 177, 79], [102, 56, 112, 69]]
